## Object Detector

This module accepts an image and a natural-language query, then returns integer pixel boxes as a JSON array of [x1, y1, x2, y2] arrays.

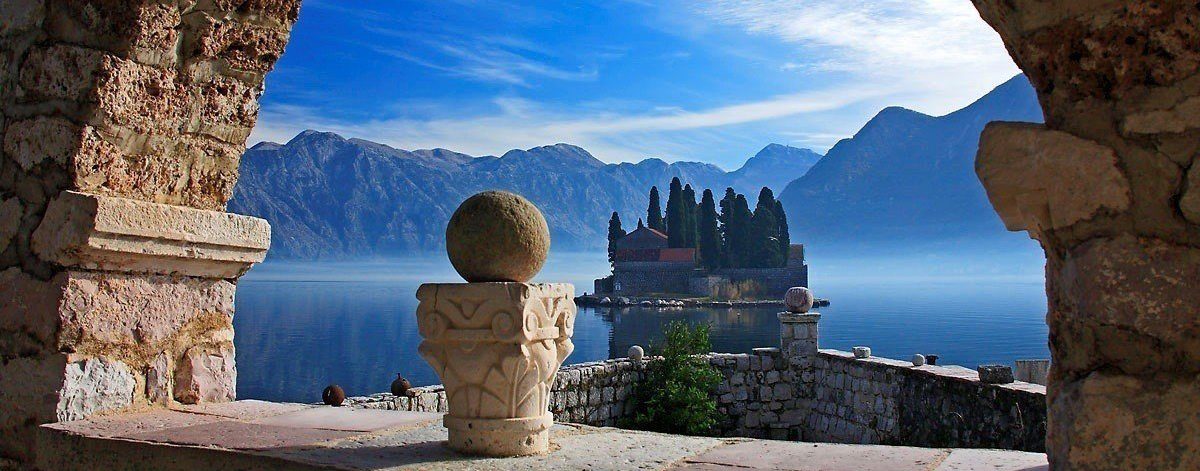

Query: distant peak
[[286, 129, 347, 146], [248, 141, 282, 151]]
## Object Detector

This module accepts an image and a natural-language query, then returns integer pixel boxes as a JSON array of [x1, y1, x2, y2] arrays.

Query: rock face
[[0, 0, 297, 464], [446, 191, 550, 283], [972, 2, 1200, 469], [229, 134, 819, 258]]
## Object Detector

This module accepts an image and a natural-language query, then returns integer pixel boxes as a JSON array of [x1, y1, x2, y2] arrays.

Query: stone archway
[[0, 1, 1196, 469], [0, 0, 299, 463], [972, 1, 1200, 469]]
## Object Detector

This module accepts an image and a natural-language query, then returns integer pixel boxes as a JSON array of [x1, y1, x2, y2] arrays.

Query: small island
[[586, 178, 821, 307]]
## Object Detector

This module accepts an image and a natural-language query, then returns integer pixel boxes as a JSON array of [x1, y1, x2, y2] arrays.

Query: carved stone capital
[[31, 191, 270, 279], [415, 282, 576, 456]]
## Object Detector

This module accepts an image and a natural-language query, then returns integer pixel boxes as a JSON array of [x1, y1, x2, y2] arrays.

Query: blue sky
[[250, 0, 1020, 170]]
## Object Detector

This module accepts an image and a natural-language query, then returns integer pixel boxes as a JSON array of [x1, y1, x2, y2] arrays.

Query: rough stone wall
[[971, 2, 1200, 468], [806, 351, 1046, 452], [707, 266, 809, 298], [0, 1, 298, 463], [611, 261, 694, 295]]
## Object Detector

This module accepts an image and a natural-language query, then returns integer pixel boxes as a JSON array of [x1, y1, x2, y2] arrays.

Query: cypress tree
[[774, 199, 791, 267], [682, 184, 698, 248], [638, 218, 645, 229], [729, 194, 754, 268], [751, 188, 782, 268], [647, 186, 665, 232], [697, 189, 721, 269], [665, 178, 686, 248], [607, 211, 626, 268], [718, 188, 736, 267]]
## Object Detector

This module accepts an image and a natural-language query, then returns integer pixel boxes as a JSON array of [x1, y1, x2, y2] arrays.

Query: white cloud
[[696, 0, 1019, 114]]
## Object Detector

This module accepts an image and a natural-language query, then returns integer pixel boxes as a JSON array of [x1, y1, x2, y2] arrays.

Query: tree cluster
[[615, 177, 790, 269]]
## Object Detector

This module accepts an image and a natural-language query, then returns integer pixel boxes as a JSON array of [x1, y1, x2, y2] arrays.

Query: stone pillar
[[415, 191, 574, 457], [779, 312, 820, 404], [415, 282, 576, 457], [971, 2, 1200, 469], [0, 0, 299, 463]]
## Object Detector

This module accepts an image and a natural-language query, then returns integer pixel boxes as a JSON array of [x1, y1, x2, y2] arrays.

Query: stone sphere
[[628, 345, 645, 361], [853, 346, 871, 359], [322, 384, 345, 406], [784, 287, 814, 313], [446, 191, 550, 282], [911, 354, 926, 366]]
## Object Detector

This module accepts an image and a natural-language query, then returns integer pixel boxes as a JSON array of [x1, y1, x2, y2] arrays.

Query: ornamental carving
[[415, 282, 576, 456]]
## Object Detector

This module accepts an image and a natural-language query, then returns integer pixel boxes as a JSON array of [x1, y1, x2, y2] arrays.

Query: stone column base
[[445, 412, 553, 457]]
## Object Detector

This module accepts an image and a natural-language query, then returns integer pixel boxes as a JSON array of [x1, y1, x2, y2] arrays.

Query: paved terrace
[[38, 401, 1047, 470]]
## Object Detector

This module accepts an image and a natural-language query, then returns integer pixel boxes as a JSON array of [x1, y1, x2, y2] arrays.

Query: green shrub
[[622, 321, 722, 436]]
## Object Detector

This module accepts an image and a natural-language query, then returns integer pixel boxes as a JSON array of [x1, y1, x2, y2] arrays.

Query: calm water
[[234, 252, 1049, 403]]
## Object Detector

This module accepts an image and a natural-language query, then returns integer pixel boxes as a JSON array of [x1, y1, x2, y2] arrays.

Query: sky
[[249, 0, 1020, 171]]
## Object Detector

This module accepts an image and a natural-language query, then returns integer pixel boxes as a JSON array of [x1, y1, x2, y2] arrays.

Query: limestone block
[[1050, 370, 1199, 470], [42, 0, 181, 64], [977, 122, 1130, 236], [173, 343, 236, 405], [57, 357, 136, 422], [3, 116, 80, 171], [18, 44, 106, 102], [145, 353, 173, 405], [415, 282, 576, 457], [32, 191, 270, 278], [0, 0, 44, 37]]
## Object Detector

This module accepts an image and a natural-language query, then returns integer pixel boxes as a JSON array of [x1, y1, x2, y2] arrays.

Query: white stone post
[[414, 191, 574, 456]]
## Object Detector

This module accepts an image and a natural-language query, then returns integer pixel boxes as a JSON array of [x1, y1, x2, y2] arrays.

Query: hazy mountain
[[728, 144, 822, 196], [778, 74, 1045, 255], [229, 136, 817, 258]]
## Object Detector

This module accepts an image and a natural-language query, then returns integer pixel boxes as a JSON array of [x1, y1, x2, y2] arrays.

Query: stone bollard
[[978, 365, 1015, 384], [779, 287, 820, 420], [415, 191, 576, 457]]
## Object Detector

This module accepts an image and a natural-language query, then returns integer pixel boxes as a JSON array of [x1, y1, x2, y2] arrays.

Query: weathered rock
[[57, 357, 136, 422], [445, 191, 550, 283], [911, 354, 926, 367], [1182, 160, 1200, 225], [977, 365, 1014, 384], [173, 344, 236, 405], [628, 345, 644, 361], [853, 347, 871, 359], [145, 353, 172, 405]]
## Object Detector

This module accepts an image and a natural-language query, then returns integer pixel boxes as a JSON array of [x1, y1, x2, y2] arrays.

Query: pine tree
[[718, 188, 737, 267], [774, 200, 791, 267], [682, 184, 698, 248], [647, 186, 665, 232], [665, 178, 686, 248], [751, 188, 782, 268], [697, 189, 721, 269], [607, 212, 626, 268]]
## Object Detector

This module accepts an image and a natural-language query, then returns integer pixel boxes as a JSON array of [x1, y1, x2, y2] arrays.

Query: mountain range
[[229, 133, 818, 258], [778, 74, 1044, 254], [230, 74, 1043, 261]]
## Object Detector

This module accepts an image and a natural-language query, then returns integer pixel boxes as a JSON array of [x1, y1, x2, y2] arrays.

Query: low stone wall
[[349, 360, 646, 429], [349, 341, 1046, 452], [709, 266, 809, 298], [806, 350, 1046, 452], [612, 261, 695, 295]]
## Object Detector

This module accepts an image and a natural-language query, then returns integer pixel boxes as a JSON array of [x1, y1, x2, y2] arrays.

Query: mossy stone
[[446, 191, 549, 282]]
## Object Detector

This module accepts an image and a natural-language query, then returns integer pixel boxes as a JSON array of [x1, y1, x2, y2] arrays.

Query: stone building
[[595, 225, 808, 298]]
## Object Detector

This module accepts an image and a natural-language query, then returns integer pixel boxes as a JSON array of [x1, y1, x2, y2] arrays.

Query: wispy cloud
[[696, 0, 1018, 113], [250, 83, 889, 164], [363, 25, 597, 87]]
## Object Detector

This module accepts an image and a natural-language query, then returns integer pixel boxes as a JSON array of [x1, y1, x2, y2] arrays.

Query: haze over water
[[234, 252, 1048, 403]]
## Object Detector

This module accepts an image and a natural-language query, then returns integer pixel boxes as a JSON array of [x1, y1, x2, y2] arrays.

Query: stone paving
[[38, 401, 1047, 470]]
